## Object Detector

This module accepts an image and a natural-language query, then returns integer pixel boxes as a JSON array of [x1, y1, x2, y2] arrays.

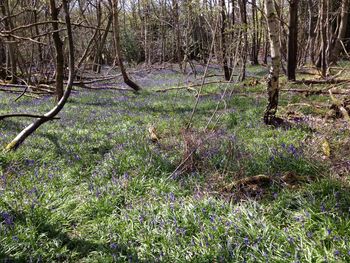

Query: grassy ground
[[0, 66, 349, 262]]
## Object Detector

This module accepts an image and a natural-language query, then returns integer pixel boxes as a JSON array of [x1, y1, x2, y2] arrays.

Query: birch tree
[[264, 0, 281, 125]]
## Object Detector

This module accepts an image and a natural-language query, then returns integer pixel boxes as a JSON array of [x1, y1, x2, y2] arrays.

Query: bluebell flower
[[110, 243, 118, 250]]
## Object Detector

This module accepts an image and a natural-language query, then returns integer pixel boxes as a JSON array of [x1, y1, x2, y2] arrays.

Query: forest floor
[[0, 64, 349, 262]]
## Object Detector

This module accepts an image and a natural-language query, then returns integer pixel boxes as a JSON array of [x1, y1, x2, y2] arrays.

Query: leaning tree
[[5, 0, 75, 151]]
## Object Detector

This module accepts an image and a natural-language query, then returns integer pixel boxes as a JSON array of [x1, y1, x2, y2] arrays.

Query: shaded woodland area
[[1, 0, 350, 262]]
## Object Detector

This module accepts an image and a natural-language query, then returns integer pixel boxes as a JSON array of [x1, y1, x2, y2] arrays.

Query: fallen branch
[[0, 114, 60, 121], [80, 85, 134, 91], [155, 81, 230, 93], [292, 79, 350, 85], [281, 88, 350, 95]]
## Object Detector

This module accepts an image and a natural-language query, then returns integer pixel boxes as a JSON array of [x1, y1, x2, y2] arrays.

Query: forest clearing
[[1, 0, 350, 262]]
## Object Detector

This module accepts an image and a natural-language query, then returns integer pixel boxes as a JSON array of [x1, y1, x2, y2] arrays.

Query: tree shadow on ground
[[0, 119, 25, 133], [0, 208, 144, 262]]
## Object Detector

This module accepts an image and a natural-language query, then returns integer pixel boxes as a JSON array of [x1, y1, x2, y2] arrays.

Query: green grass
[[0, 68, 349, 262]]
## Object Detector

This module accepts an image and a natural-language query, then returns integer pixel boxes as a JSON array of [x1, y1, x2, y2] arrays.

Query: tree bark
[[0, 0, 17, 83], [49, 0, 64, 101], [319, 0, 328, 76], [220, 0, 231, 80], [112, 0, 141, 92], [238, 0, 247, 81], [0, 39, 6, 79], [330, 0, 349, 63], [307, 0, 316, 64], [93, 14, 112, 73], [6, 0, 75, 151], [250, 0, 259, 65], [264, 0, 281, 124], [287, 0, 299, 81]]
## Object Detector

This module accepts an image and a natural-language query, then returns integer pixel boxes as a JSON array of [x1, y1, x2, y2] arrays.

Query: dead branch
[[80, 85, 133, 91], [0, 114, 60, 121], [281, 88, 350, 95], [155, 81, 230, 93], [292, 79, 350, 85]]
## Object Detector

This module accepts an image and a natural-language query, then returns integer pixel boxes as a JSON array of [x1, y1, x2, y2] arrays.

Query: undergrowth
[[0, 68, 349, 262]]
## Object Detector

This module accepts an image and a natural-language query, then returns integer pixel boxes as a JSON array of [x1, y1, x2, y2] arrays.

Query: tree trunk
[[319, 0, 328, 76], [307, 0, 316, 64], [220, 0, 231, 80], [6, 0, 75, 151], [49, 0, 64, 101], [251, 0, 259, 65], [0, 39, 6, 79], [238, 0, 247, 81], [0, 0, 17, 84], [264, 0, 281, 125], [92, 1, 103, 73], [112, 0, 141, 92], [287, 0, 299, 81], [172, 0, 182, 69], [330, 0, 349, 63], [93, 14, 112, 73]]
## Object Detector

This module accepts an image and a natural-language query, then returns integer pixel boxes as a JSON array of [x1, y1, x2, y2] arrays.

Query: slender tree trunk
[[92, 1, 103, 72], [251, 0, 259, 65], [319, 0, 328, 76], [330, 0, 349, 63], [50, 0, 64, 101], [307, 0, 316, 64], [0, 0, 17, 83], [93, 14, 112, 73], [238, 0, 247, 81], [0, 39, 6, 79], [172, 0, 182, 69], [33, 9, 43, 64], [264, 0, 281, 125], [229, 0, 236, 69], [6, 0, 75, 151], [112, 0, 141, 91], [287, 0, 299, 81], [221, 0, 231, 80]]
